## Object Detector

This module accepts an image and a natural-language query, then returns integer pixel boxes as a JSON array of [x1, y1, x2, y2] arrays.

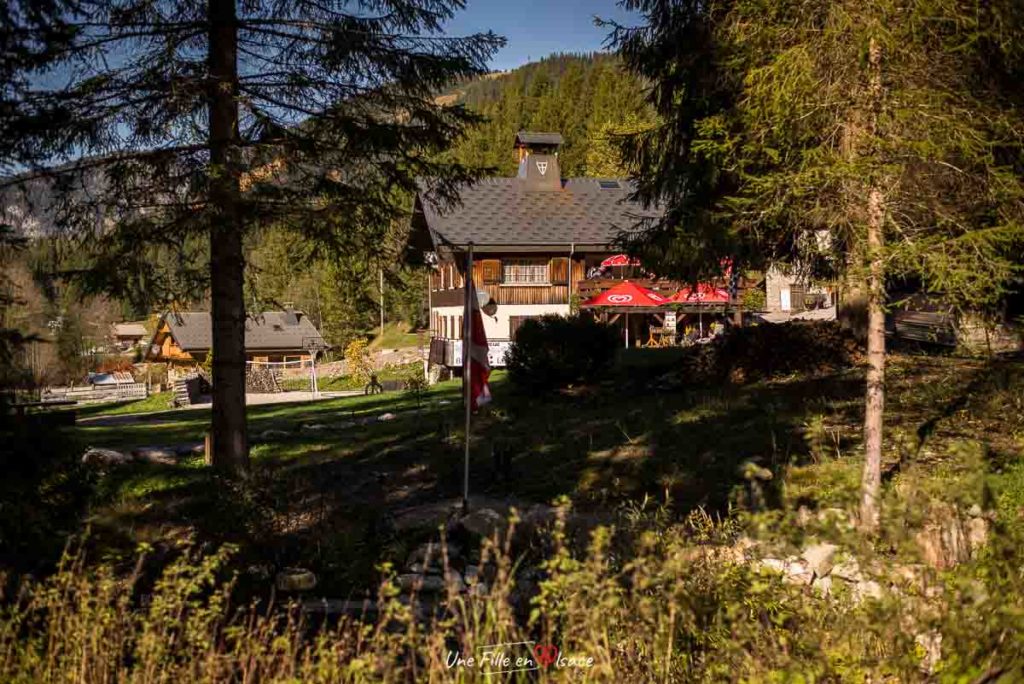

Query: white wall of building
[[432, 303, 570, 340]]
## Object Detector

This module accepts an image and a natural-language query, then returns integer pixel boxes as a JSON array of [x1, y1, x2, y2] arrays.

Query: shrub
[[343, 338, 372, 384], [741, 286, 767, 311], [506, 314, 618, 390]]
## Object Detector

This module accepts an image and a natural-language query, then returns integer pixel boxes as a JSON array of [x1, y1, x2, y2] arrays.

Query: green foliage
[[613, 0, 1024, 309], [741, 286, 767, 312], [506, 314, 618, 390], [343, 338, 372, 385]]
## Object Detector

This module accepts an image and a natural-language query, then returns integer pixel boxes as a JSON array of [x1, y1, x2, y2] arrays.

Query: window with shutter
[[549, 257, 569, 284], [481, 259, 502, 284], [502, 258, 549, 284]]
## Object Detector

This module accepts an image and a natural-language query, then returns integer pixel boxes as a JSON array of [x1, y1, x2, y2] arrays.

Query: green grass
[[69, 392, 175, 419], [72, 352, 1024, 595], [367, 321, 423, 350], [278, 361, 422, 392]]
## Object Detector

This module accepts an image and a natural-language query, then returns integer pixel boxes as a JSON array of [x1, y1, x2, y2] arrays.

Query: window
[[502, 258, 549, 285], [598, 180, 621, 189]]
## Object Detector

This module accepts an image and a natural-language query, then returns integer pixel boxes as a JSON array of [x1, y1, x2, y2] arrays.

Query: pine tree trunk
[[859, 36, 885, 532], [207, 0, 249, 473], [860, 187, 885, 531]]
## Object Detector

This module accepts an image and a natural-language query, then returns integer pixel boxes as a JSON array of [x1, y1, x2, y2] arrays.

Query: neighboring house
[[144, 310, 326, 367], [112, 322, 149, 351], [410, 131, 663, 367], [763, 266, 835, 317]]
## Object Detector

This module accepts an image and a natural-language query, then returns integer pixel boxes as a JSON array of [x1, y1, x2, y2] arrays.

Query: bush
[[343, 338, 372, 384], [506, 314, 618, 390]]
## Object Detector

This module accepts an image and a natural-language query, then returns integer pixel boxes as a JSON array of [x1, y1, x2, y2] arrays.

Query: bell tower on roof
[[515, 130, 563, 191]]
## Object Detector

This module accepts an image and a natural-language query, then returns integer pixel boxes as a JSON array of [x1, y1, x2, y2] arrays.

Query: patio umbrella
[[668, 284, 731, 336], [600, 254, 643, 268], [581, 280, 668, 348]]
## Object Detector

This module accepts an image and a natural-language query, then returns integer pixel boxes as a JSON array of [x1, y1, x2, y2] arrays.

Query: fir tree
[[611, 0, 1024, 531], [1, 0, 502, 473]]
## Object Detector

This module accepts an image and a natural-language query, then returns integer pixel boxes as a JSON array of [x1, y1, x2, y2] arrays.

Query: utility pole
[[379, 267, 385, 338]]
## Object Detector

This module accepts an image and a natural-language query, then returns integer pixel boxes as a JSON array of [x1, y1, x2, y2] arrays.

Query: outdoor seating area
[[580, 279, 737, 348]]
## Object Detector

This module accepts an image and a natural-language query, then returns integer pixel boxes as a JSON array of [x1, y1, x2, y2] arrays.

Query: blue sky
[[445, 0, 639, 71]]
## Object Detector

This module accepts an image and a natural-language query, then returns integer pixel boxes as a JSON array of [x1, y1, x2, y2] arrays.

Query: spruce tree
[[611, 0, 1024, 531], [1, 0, 501, 473]]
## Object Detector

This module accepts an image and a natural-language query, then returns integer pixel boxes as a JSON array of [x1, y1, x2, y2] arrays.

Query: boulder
[[831, 558, 864, 583], [81, 447, 133, 467], [259, 429, 291, 439], [275, 568, 317, 592], [377, 412, 397, 422], [131, 446, 178, 465], [300, 423, 331, 433], [853, 579, 883, 601], [458, 508, 506, 539], [802, 542, 838, 578], [966, 516, 989, 553], [398, 573, 446, 593]]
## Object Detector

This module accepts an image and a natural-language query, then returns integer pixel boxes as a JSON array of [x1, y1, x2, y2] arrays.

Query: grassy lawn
[[73, 350, 1024, 596], [72, 392, 176, 419], [368, 321, 423, 350], [278, 361, 421, 392]]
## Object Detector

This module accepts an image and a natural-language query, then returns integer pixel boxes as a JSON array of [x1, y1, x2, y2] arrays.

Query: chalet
[[144, 310, 326, 367], [111, 322, 149, 351], [410, 131, 663, 367]]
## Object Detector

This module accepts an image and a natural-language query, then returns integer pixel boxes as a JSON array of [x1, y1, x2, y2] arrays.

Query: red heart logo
[[534, 644, 559, 668]]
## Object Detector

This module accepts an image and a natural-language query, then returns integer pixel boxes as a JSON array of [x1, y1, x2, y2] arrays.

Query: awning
[[600, 254, 643, 268], [581, 280, 668, 308]]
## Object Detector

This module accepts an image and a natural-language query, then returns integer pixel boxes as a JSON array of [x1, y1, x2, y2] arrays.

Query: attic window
[[598, 180, 621, 189]]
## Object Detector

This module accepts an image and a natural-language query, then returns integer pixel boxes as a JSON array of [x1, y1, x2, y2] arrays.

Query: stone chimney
[[515, 131, 563, 191]]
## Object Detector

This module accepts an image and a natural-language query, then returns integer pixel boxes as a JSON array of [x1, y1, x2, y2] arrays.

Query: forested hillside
[[445, 52, 655, 177]]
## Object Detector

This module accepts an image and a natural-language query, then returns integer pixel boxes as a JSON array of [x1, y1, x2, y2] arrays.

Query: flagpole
[[462, 241, 474, 513]]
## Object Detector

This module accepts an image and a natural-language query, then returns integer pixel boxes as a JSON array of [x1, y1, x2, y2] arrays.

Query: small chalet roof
[[415, 178, 658, 251], [113, 323, 148, 338], [157, 311, 325, 352], [514, 131, 564, 147]]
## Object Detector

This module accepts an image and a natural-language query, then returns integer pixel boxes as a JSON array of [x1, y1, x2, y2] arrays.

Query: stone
[[463, 565, 480, 584], [831, 559, 863, 583], [459, 507, 506, 538], [784, 558, 815, 585], [444, 569, 466, 593], [812, 575, 833, 597], [259, 429, 291, 439], [468, 582, 490, 597], [795, 506, 813, 527], [739, 460, 773, 481], [853, 579, 883, 601], [407, 541, 460, 568], [801, 542, 838, 578], [915, 631, 942, 674], [246, 564, 274, 581], [967, 516, 989, 553], [174, 442, 205, 456], [758, 558, 788, 574], [967, 503, 983, 518], [915, 519, 970, 570], [81, 447, 133, 467], [131, 446, 178, 465], [300, 423, 330, 433], [275, 568, 317, 592], [377, 412, 397, 422], [301, 598, 378, 621], [392, 500, 460, 532], [398, 573, 446, 593]]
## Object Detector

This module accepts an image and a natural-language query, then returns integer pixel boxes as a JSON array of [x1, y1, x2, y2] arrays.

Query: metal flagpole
[[462, 242, 474, 513]]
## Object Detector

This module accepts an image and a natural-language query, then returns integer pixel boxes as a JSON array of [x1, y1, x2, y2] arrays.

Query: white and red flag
[[467, 282, 491, 410]]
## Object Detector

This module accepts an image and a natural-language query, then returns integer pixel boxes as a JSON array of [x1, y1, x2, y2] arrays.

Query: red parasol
[[581, 280, 668, 308], [668, 283, 731, 304], [600, 254, 643, 268]]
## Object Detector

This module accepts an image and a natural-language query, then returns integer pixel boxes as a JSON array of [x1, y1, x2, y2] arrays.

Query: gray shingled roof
[[162, 311, 325, 351], [515, 131, 564, 147], [417, 178, 659, 249]]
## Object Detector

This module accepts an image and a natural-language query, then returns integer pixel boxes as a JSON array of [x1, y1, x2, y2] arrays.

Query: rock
[[398, 573, 446, 593], [131, 446, 178, 465], [831, 558, 863, 583], [81, 447, 133, 467], [173, 442, 205, 457], [445, 569, 466, 593], [300, 423, 331, 433], [916, 516, 970, 569], [967, 516, 989, 553], [915, 631, 943, 674], [802, 542, 838, 578], [275, 568, 317, 592], [812, 575, 833, 597], [407, 541, 460, 569], [853, 579, 883, 601], [967, 503, 983, 518], [458, 507, 506, 539], [377, 412, 397, 422], [259, 429, 291, 439], [392, 500, 460, 532], [246, 564, 274, 581], [468, 582, 490, 597], [795, 506, 813, 527], [758, 558, 788, 574], [301, 598, 378, 621], [463, 565, 480, 584], [784, 558, 814, 585]]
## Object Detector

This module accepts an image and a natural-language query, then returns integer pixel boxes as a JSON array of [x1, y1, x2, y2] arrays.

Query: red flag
[[468, 282, 491, 410]]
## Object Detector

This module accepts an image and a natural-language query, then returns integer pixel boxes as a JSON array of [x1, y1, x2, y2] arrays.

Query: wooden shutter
[[481, 259, 502, 284], [549, 257, 569, 285], [509, 316, 530, 339]]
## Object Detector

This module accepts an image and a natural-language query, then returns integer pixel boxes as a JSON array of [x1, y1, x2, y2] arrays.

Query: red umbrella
[[581, 280, 668, 307], [600, 254, 643, 268], [581, 281, 667, 348], [668, 283, 731, 304]]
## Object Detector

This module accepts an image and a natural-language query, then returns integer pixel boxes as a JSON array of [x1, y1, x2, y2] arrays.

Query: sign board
[[446, 339, 512, 368], [663, 311, 677, 330]]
